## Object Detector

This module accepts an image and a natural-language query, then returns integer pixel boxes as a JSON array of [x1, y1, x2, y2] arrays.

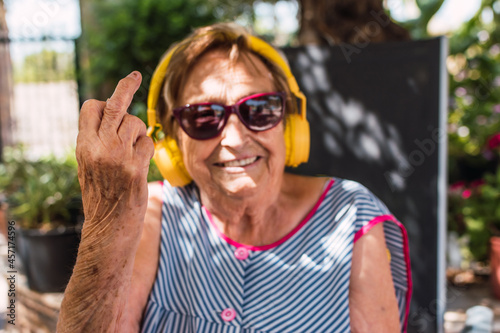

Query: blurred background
[[0, 0, 499, 331]]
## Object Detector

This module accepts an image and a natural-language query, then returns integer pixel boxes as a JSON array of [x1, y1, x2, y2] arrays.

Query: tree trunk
[[298, 0, 410, 45], [0, 0, 13, 159]]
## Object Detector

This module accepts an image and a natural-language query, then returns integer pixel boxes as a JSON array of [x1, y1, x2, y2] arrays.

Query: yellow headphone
[[146, 34, 310, 187]]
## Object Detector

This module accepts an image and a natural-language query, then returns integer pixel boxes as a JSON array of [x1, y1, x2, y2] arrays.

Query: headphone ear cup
[[153, 136, 192, 187], [284, 114, 310, 168]]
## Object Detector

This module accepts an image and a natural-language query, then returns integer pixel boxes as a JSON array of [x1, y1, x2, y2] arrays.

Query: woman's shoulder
[[152, 180, 199, 199], [330, 177, 370, 193], [283, 173, 330, 189], [150, 180, 202, 214], [329, 177, 380, 200], [148, 181, 164, 203], [322, 177, 392, 217], [146, 181, 164, 228], [283, 174, 383, 203], [282, 174, 380, 207]]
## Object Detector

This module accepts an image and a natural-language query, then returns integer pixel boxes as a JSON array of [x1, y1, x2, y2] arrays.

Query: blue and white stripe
[[141, 177, 411, 333]]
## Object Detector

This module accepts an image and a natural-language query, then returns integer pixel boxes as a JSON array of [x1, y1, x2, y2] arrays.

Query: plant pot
[[17, 226, 81, 293], [490, 236, 500, 299]]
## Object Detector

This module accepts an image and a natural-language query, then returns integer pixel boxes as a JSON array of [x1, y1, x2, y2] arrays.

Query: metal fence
[[6, 37, 79, 158]]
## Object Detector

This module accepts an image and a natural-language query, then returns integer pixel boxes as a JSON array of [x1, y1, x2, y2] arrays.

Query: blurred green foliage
[[79, 0, 256, 102], [395, 0, 446, 39], [0, 147, 82, 230], [13, 49, 76, 83], [79, 0, 264, 179], [448, 161, 500, 261], [388, 0, 500, 262], [147, 158, 164, 183], [446, 2, 500, 181], [392, 0, 500, 178], [427, 0, 500, 262]]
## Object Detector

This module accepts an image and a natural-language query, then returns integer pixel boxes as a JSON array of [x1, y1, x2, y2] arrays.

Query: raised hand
[[57, 72, 155, 333], [76, 71, 154, 242]]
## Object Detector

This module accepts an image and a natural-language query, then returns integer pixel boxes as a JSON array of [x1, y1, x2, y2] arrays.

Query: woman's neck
[[199, 174, 328, 246]]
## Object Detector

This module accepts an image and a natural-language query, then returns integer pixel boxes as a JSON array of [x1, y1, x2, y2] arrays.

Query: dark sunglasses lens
[[181, 104, 225, 139], [240, 94, 284, 130]]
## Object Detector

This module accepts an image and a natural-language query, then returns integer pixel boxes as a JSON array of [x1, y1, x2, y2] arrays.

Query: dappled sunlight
[[285, 37, 447, 332]]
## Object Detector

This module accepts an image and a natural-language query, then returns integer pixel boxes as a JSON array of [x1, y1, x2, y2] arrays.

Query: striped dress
[[141, 177, 411, 333]]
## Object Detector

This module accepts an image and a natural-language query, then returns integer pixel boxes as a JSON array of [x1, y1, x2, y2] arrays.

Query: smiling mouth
[[215, 156, 260, 168]]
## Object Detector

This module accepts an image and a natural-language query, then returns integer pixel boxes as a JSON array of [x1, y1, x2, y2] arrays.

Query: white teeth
[[223, 157, 258, 167]]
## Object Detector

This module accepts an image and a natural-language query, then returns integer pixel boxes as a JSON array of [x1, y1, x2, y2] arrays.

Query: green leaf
[[1, 146, 81, 229]]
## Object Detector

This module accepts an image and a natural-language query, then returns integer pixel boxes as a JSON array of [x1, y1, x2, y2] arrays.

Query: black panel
[[284, 37, 446, 333]]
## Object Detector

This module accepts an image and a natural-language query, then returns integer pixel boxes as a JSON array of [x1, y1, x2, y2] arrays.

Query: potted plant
[[0, 146, 83, 293]]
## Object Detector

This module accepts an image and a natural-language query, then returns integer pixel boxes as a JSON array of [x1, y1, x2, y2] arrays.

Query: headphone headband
[[146, 44, 176, 134], [146, 35, 307, 139], [246, 37, 307, 119]]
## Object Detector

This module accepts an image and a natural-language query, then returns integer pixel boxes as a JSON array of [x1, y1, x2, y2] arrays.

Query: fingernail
[[127, 71, 139, 80]]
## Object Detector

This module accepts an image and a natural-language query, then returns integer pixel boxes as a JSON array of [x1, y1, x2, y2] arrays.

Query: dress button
[[221, 308, 236, 322], [234, 247, 249, 260]]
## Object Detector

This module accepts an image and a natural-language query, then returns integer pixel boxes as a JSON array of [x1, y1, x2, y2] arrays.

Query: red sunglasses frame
[[172, 92, 286, 140]]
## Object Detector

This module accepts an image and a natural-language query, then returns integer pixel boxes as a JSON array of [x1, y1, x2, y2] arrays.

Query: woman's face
[[177, 50, 286, 199]]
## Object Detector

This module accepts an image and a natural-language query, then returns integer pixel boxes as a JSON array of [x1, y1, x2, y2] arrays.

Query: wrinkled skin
[[57, 72, 154, 332]]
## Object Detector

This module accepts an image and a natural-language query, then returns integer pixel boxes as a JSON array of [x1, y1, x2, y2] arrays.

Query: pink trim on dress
[[203, 179, 335, 252], [353, 214, 413, 333]]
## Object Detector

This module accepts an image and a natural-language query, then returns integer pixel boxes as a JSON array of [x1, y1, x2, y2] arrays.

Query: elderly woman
[[57, 23, 411, 332]]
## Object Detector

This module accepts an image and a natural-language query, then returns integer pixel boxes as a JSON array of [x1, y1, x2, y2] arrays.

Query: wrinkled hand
[[76, 71, 154, 243]]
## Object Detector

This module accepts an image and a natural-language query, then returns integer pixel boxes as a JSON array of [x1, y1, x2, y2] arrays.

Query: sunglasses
[[172, 92, 286, 140]]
